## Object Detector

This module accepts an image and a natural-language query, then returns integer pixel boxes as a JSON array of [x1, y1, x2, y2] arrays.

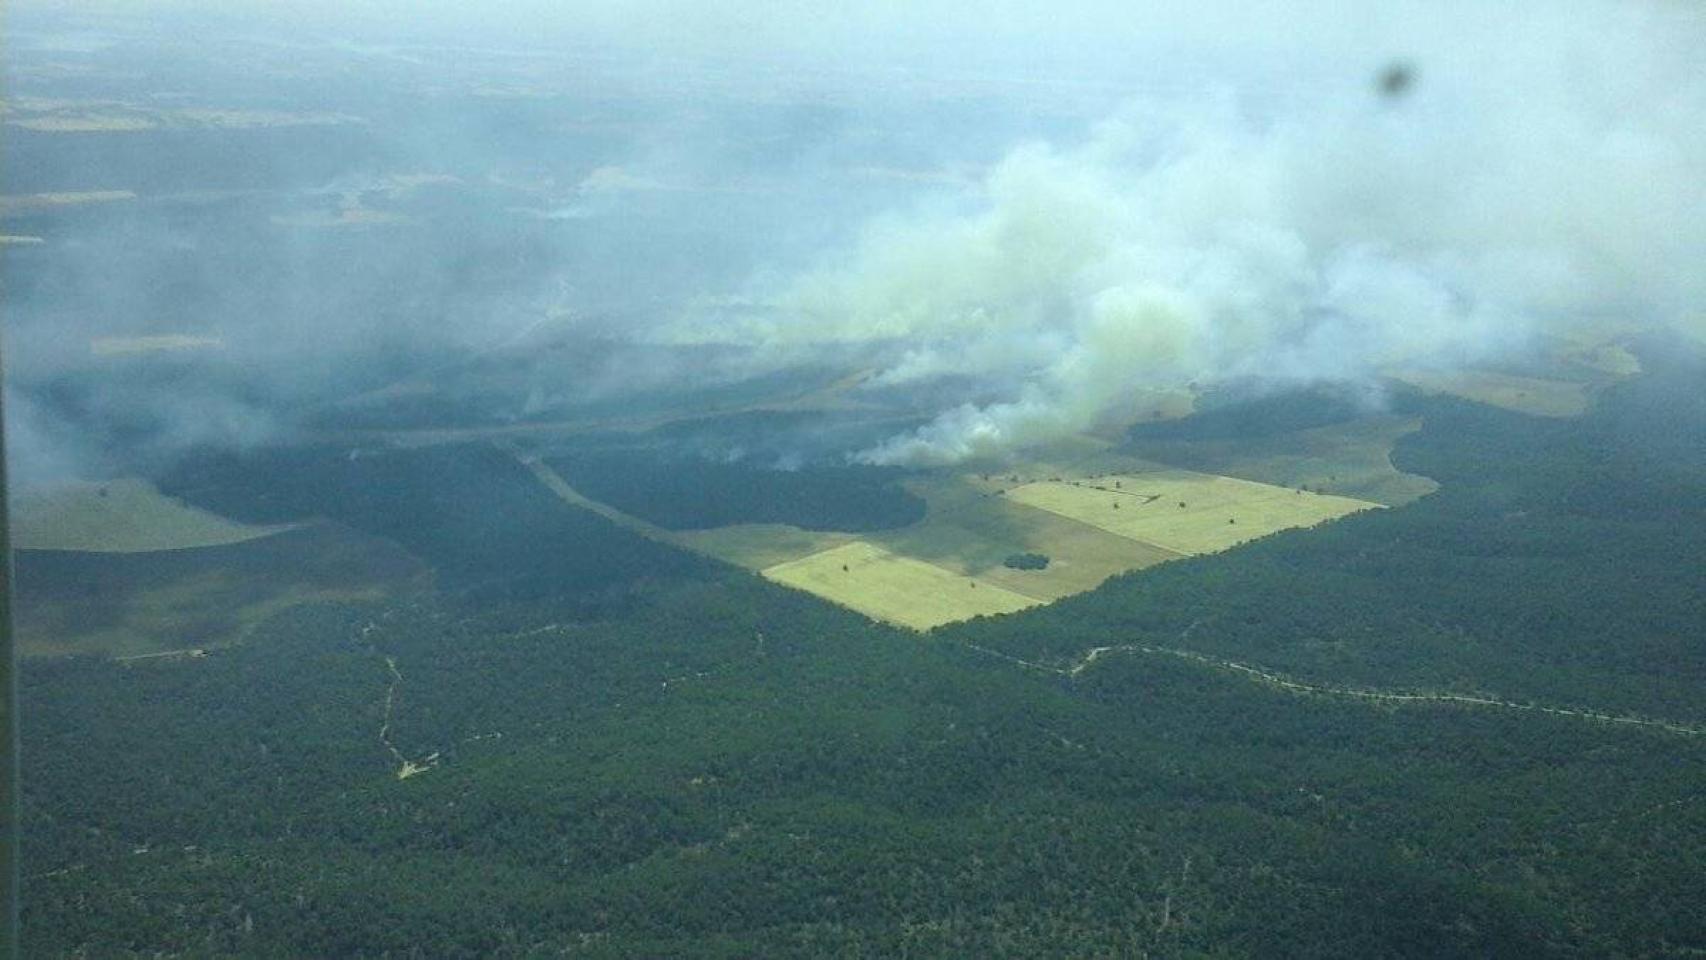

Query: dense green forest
[[160, 442, 712, 603], [18, 336, 1706, 957], [545, 448, 926, 532], [960, 334, 1706, 721]]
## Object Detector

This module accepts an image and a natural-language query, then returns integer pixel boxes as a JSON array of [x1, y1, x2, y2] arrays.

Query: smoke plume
[[678, 3, 1706, 464]]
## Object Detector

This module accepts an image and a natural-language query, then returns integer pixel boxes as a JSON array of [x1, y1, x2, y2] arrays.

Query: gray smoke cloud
[[660, 3, 1706, 465], [4, 1, 1703, 479]]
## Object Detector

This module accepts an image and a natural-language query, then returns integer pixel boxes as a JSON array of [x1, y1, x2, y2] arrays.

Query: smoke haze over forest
[[4, 0, 1703, 478]]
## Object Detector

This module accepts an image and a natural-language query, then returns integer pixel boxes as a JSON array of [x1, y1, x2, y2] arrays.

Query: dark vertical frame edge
[[0, 1, 20, 950]]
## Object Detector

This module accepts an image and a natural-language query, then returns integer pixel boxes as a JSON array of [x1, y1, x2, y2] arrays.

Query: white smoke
[[691, 3, 1706, 465]]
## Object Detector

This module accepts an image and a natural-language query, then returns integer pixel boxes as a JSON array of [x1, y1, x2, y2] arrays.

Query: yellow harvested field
[[761, 541, 1040, 630], [870, 476, 1181, 602], [1005, 470, 1379, 556], [14, 478, 292, 553]]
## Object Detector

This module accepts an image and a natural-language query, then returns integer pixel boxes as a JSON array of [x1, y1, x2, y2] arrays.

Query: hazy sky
[[20, 1, 1694, 78], [4, 0, 1703, 475]]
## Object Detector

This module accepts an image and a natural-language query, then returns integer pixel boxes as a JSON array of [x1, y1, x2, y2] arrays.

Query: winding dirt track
[[375, 649, 439, 779], [962, 639, 1706, 739]]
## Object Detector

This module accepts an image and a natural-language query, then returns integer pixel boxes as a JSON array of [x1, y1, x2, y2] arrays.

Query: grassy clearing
[[674, 524, 856, 570], [761, 541, 1040, 630], [1005, 469, 1380, 556], [1125, 415, 1439, 507], [14, 478, 293, 553], [14, 523, 427, 658], [21, 578, 388, 659], [1391, 368, 1593, 417]]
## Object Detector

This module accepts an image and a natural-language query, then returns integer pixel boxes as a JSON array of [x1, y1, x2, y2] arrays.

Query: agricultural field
[[868, 474, 1181, 601], [1003, 468, 1380, 555], [13, 478, 293, 553], [1390, 368, 1594, 417], [760, 540, 1040, 630], [1125, 414, 1439, 506], [517, 432, 1388, 629], [675, 475, 1178, 627]]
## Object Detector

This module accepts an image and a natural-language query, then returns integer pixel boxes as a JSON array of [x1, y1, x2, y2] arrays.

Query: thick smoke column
[[689, 4, 1706, 465]]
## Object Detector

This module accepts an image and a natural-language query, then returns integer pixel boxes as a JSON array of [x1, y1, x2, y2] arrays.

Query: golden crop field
[[869, 475, 1181, 601], [13, 479, 293, 553], [761, 540, 1041, 630], [1004, 469, 1380, 556]]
